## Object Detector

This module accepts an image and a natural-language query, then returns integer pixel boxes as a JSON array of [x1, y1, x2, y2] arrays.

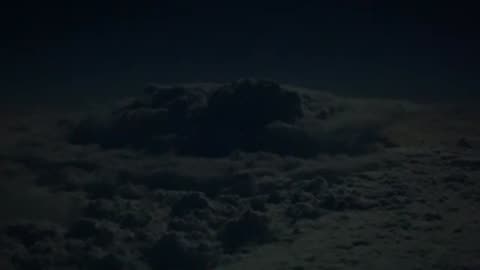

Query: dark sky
[[2, 1, 479, 104]]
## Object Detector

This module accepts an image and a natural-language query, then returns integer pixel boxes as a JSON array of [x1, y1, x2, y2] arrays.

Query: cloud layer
[[6, 79, 473, 270]]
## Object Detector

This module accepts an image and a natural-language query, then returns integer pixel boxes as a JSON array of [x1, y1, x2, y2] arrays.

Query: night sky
[[2, 1, 479, 105]]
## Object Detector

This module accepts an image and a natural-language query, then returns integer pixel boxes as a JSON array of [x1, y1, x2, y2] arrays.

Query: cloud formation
[[69, 79, 408, 157], [3, 79, 451, 270]]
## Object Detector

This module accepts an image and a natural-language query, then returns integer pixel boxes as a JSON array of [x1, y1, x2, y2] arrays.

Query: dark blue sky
[[2, 1, 479, 104]]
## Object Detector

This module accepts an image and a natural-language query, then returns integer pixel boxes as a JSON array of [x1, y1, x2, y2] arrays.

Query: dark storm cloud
[[69, 79, 411, 157], [0, 80, 415, 234]]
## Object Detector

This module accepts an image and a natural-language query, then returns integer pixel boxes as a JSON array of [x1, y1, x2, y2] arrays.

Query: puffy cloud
[[69, 79, 411, 157], [3, 79, 447, 270], [219, 209, 273, 252], [68, 80, 303, 155], [143, 232, 219, 270]]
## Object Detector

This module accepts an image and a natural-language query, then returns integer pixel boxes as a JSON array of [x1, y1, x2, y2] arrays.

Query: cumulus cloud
[[68, 79, 413, 157]]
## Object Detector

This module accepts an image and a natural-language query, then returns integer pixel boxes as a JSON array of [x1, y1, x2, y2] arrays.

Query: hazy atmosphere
[[1, 2, 479, 270]]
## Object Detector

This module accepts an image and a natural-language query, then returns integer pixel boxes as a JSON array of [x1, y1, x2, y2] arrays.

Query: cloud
[[68, 79, 305, 157], [0, 163, 83, 227], [143, 232, 219, 270], [0, 79, 428, 270], [68, 79, 412, 157]]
